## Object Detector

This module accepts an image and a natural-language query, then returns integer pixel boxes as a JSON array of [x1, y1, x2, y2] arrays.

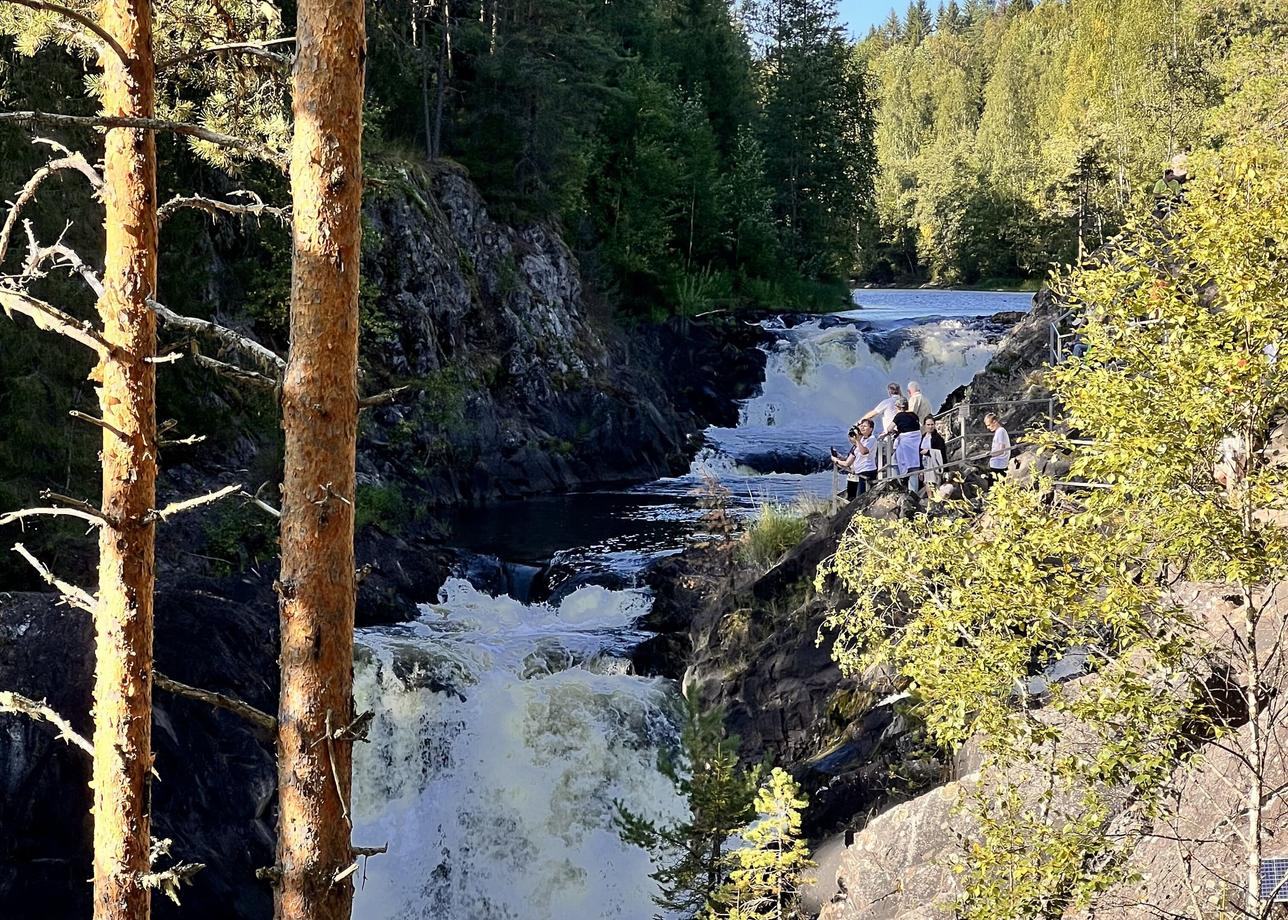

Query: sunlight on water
[[352, 580, 686, 920], [740, 318, 999, 431]]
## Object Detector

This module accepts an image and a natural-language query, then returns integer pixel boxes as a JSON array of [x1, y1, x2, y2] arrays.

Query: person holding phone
[[834, 421, 877, 500]]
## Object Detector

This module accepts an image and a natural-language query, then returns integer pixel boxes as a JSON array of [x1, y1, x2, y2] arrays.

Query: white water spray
[[352, 579, 686, 920]]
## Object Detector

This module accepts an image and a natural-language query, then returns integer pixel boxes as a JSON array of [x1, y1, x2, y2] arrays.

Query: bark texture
[[275, 0, 366, 917], [93, 0, 159, 917]]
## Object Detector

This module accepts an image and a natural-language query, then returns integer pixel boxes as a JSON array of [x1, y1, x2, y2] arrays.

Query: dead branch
[[156, 36, 297, 72], [146, 352, 183, 365], [240, 484, 281, 519], [334, 843, 389, 886], [68, 409, 128, 441], [19, 227, 104, 297], [0, 505, 104, 529], [158, 190, 288, 227], [0, 0, 130, 65], [324, 710, 351, 826], [358, 385, 413, 410], [0, 690, 92, 755], [189, 352, 280, 391], [159, 433, 206, 448], [153, 300, 285, 378], [144, 483, 242, 523], [0, 286, 111, 355], [153, 672, 277, 743], [138, 861, 205, 906], [0, 111, 288, 171], [11, 542, 97, 612], [0, 151, 102, 268], [39, 490, 101, 519]]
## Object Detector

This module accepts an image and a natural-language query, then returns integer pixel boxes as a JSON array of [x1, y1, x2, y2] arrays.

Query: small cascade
[[352, 579, 687, 920]]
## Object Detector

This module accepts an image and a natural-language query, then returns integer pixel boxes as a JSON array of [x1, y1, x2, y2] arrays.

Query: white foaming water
[[350, 291, 1032, 919], [739, 318, 998, 431], [352, 579, 687, 920], [650, 314, 1015, 506]]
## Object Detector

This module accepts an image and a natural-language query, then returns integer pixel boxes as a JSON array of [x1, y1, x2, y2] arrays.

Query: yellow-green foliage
[[739, 503, 808, 572], [819, 138, 1288, 918], [708, 768, 814, 920], [860, 0, 1288, 282]]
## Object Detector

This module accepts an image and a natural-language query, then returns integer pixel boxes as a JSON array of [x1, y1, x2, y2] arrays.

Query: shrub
[[738, 503, 808, 571]]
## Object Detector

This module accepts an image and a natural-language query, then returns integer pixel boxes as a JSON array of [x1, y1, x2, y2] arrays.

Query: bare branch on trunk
[[0, 690, 93, 755], [189, 352, 280, 390], [0, 111, 288, 171], [20, 229, 105, 296], [240, 484, 282, 518], [156, 36, 296, 72], [358, 385, 413, 410], [158, 190, 288, 227], [0, 287, 111, 355], [144, 483, 242, 523], [153, 673, 277, 743], [0, 505, 104, 528], [69, 409, 129, 441], [0, 151, 103, 268], [11, 542, 97, 613], [40, 490, 103, 519], [150, 298, 285, 378], [159, 433, 205, 447]]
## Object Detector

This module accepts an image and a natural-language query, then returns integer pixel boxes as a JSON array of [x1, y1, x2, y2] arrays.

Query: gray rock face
[[353, 164, 766, 508]]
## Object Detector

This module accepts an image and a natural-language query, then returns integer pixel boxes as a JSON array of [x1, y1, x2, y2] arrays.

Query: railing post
[[959, 387, 971, 463]]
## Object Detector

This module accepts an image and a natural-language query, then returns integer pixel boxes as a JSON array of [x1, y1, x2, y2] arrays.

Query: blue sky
[[837, 0, 899, 37]]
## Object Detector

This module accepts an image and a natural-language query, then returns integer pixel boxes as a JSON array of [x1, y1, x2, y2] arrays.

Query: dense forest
[[1, 0, 1286, 917], [856, 0, 1283, 285], [366, 0, 876, 314]]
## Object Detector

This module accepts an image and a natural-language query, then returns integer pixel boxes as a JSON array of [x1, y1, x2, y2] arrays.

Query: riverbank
[[630, 293, 1058, 836]]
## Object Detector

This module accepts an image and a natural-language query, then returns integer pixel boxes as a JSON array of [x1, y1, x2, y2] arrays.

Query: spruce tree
[[617, 691, 761, 918]]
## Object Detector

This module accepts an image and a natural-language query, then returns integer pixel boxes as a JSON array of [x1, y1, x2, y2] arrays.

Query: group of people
[[831, 381, 1011, 502]]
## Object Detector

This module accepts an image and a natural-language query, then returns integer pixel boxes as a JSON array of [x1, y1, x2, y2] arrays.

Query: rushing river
[[350, 289, 1032, 919]]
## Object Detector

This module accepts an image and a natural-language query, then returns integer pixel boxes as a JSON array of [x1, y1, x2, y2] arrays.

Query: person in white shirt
[[984, 412, 1010, 479], [859, 382, 901, 436], [907, 381, 932, 423], [833, 420, 878, 499]]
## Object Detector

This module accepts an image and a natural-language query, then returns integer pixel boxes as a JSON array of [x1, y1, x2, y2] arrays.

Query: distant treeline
[[857, 0, 1273, 286]]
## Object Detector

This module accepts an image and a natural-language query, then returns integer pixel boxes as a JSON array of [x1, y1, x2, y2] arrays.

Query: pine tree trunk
[[275, 0, 365, 916], [94, 0, 159, 916]]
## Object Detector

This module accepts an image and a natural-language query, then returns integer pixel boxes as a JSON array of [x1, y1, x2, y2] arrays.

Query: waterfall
[[657, 310, 1016, 505], [352, 579, 687, 920], [350, 290, 1033, 918]]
